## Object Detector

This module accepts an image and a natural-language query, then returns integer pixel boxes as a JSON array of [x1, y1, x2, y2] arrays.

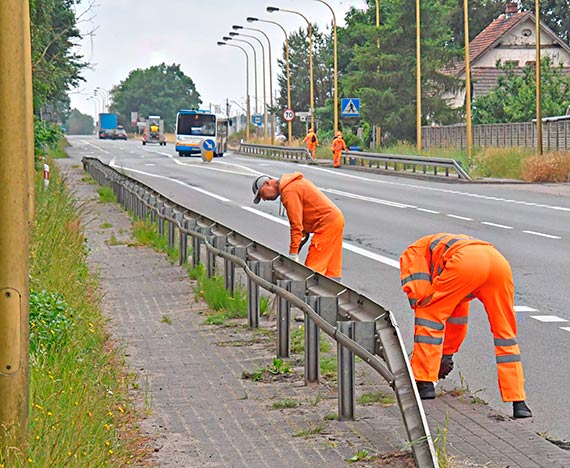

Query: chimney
[[505, 2, 519, 15]]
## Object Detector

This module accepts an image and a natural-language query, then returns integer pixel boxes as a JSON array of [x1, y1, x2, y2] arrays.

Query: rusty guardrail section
[[82, 156, 439, 468], [238, 142, 471, 180]]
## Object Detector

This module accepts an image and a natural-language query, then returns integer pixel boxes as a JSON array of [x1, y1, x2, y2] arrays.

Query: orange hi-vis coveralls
[[400, 233, 526, 402], [280, 172, 344, 279], [331, 134, 348, 168], [303, 130, 318, 159]]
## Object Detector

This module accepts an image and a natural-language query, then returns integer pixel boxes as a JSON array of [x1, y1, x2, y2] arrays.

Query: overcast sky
[[70, 0, 368, 120]]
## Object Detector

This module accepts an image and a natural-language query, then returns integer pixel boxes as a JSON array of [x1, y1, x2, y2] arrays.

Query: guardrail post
[[305, 296, 320, 385], [166, 207, 175, 250], [224, 246, 235, 296], [157, 202, 165, 237], [276, 279, 291, 358], [337, 321, 355, 421], [247, 260, 260, 328], [149, 196, 157, 222]]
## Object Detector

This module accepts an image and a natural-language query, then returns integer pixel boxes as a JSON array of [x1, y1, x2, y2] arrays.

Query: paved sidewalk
[[59, 155, 570, 468]]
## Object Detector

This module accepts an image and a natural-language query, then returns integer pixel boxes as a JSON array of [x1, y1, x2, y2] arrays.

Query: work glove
[[287, 253, 300, 262], [438, 354, 454, 380]]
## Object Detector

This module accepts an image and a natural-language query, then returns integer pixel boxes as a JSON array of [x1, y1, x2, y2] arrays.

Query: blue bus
[[175, 109, 228, 157]]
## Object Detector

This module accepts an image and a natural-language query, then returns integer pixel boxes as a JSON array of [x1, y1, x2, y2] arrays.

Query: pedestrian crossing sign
[[341, 98, 360, 117]]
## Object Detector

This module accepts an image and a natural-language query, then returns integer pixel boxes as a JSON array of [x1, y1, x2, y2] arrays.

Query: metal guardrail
[[342, 151, 472, 181], [82, 156, 439, 468], [238, 142, 470, 181], [239, 142, 312, 161]]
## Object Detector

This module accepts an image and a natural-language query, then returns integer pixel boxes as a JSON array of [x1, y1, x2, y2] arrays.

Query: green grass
[[97, 186, 116, 203], [131, 217, 179, 263], [99, 222, 112, 229], [292, 423, 325, 438], [0, 159, 149, 467], [271, 399, 299, 409], [290, 325, 333, 354], [357, 390, 396, 406]]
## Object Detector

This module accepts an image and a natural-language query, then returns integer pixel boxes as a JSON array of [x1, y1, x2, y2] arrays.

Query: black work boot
[[513, 401, 533, 419], [416, 381, 436, 400], [438, 354, 454, 380]]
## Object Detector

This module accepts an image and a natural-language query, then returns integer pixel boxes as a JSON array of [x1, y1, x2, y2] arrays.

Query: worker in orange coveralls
[[252, 172, 344, 280], [331, 131, 348, 168], [399, 233, 532, 419], [303, 128, 318, 160]]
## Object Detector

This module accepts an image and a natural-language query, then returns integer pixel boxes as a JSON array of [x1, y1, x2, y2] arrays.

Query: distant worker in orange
[[303, 127, 318, 160], [331, 131, 348, 168], [252, 172, 344, 280], [400, 233, 532, 419]]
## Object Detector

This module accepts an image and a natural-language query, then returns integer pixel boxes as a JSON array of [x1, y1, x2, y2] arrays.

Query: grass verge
[[0, 159, 150, 467]]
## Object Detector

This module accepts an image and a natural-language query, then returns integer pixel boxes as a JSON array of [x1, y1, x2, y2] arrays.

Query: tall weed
[[471, 147, 533, 179], [522, 151, 570, 182]]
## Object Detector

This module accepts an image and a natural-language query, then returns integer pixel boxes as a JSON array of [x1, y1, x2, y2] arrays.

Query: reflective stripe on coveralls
[[400, 233, 527, 402]]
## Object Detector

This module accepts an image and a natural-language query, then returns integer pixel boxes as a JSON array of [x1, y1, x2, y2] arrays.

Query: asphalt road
[[68, 135, 570, 442]]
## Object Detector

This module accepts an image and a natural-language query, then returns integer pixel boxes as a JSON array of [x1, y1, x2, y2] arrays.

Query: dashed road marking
[[514, 306, 538, 312], [523, 230, 561, 239], [481, 222, 513, 229], [530, 315, 568, 323], [447, 214, 473, 221]]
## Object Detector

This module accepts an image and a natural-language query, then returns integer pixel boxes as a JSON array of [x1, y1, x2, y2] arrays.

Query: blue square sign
[[341, 98, 360, 117], [252, 114, 263, 126]]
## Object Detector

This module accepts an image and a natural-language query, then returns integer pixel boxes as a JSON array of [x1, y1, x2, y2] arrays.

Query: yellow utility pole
[[375, 0, 380, 48], [464, 0, 473, 157], [0, 0, 33, 450], [416, 0, 422, 152], [535, 0, 543, 155]]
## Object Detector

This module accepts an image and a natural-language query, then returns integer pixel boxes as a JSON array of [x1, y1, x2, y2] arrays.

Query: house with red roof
[[445, 2, 570, 108]]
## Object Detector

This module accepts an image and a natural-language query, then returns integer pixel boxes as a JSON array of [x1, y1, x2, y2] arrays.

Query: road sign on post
[[341, 98, 360, 117], [282, 108, 295, 122], [252, 114, 263, 126], [200, 139, 215, 162]]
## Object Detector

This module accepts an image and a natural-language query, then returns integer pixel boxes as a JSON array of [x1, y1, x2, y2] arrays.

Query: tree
[[446, 0, 506, 49], [472, 57, 570, 123], [65, 108, 94, 134], [30, 0, 87, 115], [339, 0, 462, 143], [109, 63, 201, 131], [521, 0, 570, 45]]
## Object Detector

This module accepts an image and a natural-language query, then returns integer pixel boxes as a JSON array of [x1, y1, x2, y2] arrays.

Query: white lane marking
[[530, 315, 569, 323], [514, 306, 538, 312], [417, 208, 440, 214], [144, 164, 155, 166], [82, 141, 112, 155], [561, 327, 570, 333], [289, 163, 570, 213], [481, 221, 513, 229], [447, 214, 473, 221], [241, 206, 289, 226], [522, 230, 561, 239], [148, 150, 263, 177], [109, 162, 230, 202], [322, 188, 415, 209]]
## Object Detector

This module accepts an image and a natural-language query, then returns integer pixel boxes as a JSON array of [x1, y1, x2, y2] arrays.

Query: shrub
[[471, 147, 533, 180], [522, 151, 570, 182]]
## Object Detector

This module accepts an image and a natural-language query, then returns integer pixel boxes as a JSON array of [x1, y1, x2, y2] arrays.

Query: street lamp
[[312, 0, 338, 133], [217, 41, 251, 141], [535, 0, 543, 155], [247, 16, 292, 143], [267, 6, 315, 130], [87, 96, 99, 124], [95, 87, 109, 112], [416, 0, 422, 152], [224, 35, 258, 118], [463, 0, 473, 157], [233, 24, 275, 144], [231, 31, 268, 139]]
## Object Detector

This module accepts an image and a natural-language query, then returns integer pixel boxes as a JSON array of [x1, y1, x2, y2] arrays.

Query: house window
[[522, 28, 532, 37], [526, 61, 536, 66]]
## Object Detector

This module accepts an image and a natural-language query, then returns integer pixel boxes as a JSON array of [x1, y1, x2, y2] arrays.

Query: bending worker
[[399, 233, 532, 419], [252, 172, 344, 280], [303, 128, 318, 160], [331, 131, 348, 168]]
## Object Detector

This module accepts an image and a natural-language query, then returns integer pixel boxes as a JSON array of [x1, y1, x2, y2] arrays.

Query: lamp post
[[233, 24, 275, 144], [416, 0, 422, 152], [224, 35, 258, 118], [375, 0, 380, 48], [313, 0, 338, 133], [535, 0, 543, 155], [247, 17, 292, 143], [267, 6, 315, 130], [87, 96, 99, 125], [217, 41, 251, 141], [230, 32, 268, 139], [464, 0, 473, 157], [95, 87, 109, 112]]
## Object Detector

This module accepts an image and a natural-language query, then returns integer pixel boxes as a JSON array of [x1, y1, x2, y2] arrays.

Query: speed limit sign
[[282, 108, 295, 122]]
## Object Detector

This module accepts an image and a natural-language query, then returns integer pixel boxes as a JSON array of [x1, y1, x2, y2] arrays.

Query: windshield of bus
[[177, 113, 216, 137]]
